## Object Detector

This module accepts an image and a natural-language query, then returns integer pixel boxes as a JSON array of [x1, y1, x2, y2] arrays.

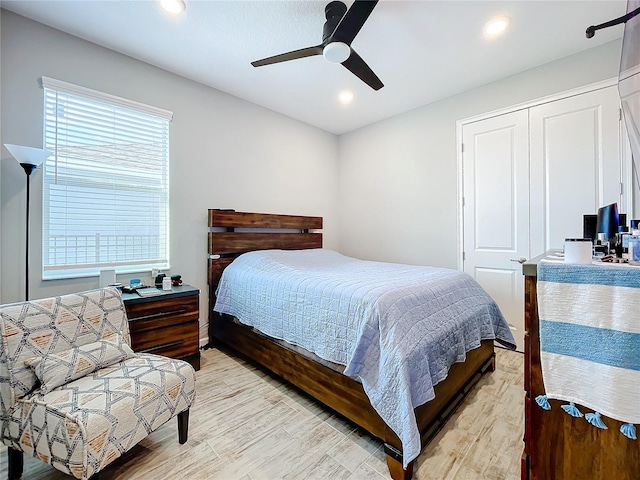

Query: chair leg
[[177, 409, 189, 444], [7, 447, 23, 480]]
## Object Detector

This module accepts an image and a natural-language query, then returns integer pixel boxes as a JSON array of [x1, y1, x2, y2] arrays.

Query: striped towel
[[537, 261, 640, 437]]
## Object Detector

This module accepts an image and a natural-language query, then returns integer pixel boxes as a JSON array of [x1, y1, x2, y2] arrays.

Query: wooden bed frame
[[207, 209, 496, 480]]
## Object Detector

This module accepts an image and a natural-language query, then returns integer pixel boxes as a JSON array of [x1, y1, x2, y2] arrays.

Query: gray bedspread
[[214, 248, 516, 467]]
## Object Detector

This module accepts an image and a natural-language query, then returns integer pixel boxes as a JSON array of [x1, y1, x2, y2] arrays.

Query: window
[[41, 77, 172, 279]]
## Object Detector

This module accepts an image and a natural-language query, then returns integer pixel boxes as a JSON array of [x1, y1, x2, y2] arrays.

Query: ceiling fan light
[[323, 42, 351, 63]]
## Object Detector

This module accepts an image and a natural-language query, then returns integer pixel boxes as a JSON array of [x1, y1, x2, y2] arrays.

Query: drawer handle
[[140, 340, 185, 354], [129, 309, 187, 322]]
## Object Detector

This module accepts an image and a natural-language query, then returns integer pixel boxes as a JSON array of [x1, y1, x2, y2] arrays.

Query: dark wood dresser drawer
[[127, 295, 199, 331], [130, 320, 199, 360], [123, 285, 201, 370]]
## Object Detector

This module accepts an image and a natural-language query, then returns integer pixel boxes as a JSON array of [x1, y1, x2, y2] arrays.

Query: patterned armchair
[[0, 287, 196, 479]]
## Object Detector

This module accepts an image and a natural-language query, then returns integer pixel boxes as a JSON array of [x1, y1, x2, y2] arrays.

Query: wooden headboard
[[207, 209, 323, 288]]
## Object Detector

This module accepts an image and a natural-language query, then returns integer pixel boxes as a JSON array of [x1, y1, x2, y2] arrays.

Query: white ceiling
[[1, 0, 628, 134]]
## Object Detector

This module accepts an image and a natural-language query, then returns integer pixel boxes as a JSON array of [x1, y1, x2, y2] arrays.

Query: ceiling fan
[[251, 0, 384, 91]]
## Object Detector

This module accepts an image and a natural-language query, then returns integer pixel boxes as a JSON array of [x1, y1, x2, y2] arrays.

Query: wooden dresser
[[123, 285, 200, 370], [522, 255, 639, 480]]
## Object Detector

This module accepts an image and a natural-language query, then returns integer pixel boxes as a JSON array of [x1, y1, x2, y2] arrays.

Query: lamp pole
[[20, 163, 38, 301]]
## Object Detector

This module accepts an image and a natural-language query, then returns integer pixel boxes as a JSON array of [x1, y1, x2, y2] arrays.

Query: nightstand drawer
[[130, 320, 199, 359], [127, 295, 198, 332]]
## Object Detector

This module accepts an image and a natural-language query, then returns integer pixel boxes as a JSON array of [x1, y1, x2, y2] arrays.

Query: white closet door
[[462, 110, 529, 352], [461, 85, 625, 353], [529, 86, 623, 256]]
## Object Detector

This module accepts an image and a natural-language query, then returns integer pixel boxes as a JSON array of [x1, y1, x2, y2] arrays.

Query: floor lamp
[[4, 144, 52, 301]]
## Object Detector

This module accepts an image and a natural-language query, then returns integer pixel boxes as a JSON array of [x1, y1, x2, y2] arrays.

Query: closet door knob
[[510, 257, 527, 264]]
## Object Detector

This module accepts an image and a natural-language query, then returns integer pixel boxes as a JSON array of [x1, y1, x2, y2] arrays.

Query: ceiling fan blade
[[251, 45, 323, 67], [342, 49, 383, 90], [330, 0, 379, 45]]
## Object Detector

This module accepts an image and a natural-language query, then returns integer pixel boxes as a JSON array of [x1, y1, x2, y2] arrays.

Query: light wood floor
[[1, 346, 524, 480]]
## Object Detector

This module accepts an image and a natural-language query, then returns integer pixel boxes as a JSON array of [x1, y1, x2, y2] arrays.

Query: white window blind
[[41, 77, 172, 279]]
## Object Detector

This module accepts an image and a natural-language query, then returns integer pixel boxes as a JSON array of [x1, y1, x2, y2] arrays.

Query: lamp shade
[[4, 144, 52, 170]]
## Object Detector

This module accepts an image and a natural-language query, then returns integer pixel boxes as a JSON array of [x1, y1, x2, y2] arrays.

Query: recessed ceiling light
[[338, 90, 354, 105], [161, 0, 186, 15], [484, 16, 510, 38]]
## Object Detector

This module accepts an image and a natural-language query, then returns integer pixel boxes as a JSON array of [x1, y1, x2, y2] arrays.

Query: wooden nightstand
[[123, 285, 201, 370]]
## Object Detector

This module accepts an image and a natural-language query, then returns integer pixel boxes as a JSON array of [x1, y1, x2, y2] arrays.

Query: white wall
[[0, 11, 339, 342], [1, 10, 629, 336], [338, 40, 624, 269]]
